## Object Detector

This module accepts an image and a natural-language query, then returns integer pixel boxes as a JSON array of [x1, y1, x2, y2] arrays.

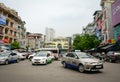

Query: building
[[100, 0, 115, 44], [111, 0, 120, 42], [45, 37, 69, 53], [93, 10, 102, 42], [0, 3, 26, 48], [45, 27, 55, 42], [26, 33, 43, 49], [83, 22, 94, 36]]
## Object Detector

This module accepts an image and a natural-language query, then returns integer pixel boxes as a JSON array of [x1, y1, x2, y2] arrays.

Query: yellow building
[[45, 37, 69, 52]]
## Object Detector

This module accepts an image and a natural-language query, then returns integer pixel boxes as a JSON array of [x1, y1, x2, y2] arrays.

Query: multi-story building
[[45, 27, 55, 42], [100, 0, 115, 44], [18, 21, 26, 48], [26, 33, 43, 49], [0, 3, 26, 48], [84, 22, 94, 36], [93, 10, 102, 42]]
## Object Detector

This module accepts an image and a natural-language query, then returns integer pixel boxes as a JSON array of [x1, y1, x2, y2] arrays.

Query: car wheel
[[109, 59, 112, 63], [32, 63, 35, 65], [78, 65, 85, 73], [50, 60, 52, 63], [29, 57, 33, 61], [5, 60, 8, 65], [16, 59, 19, 63], [63, 62, 67, 68]]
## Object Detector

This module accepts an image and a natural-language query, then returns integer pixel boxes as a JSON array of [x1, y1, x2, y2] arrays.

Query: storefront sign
[[0, 40, 4, 44], [118, 36, 120, 40], [112, 0, 120, 26]]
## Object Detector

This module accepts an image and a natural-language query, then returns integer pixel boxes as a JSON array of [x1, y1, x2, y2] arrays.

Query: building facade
[[45, 37, 69, 52], [26, 33, 43, 49], [0, 3, 26, 48], [45, 27, 55, 42], [111, 0, 120, 42], [84, 22, 94, 36], [93, 10, 103, 42], [100, 0, 115, 44]]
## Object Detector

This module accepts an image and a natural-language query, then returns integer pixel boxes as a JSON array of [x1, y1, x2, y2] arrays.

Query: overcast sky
[[0, 0, 101, 37]]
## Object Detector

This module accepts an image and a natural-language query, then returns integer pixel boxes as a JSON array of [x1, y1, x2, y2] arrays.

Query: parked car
[[12, 50, 26, 60], [106, 51, 120, 63], [28, 52, 36, 61], [31, 51, 53, 65], [0, 52, 19, 65], [61, 52, 103, 73], [94, 53, 105, 60]]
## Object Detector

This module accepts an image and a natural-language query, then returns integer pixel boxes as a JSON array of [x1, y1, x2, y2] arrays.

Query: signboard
[[0, 40, 4, 44], [112, 0, 120, 26], [0, 14, 6, 26]]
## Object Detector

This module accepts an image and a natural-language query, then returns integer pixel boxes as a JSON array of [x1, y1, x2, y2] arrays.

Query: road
[[0, 60, 120, 82]]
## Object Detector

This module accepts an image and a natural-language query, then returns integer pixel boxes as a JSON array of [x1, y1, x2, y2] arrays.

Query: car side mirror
[[75, 56, 78, 59]]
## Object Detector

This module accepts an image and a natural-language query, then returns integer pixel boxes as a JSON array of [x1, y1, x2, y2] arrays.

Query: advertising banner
[[0, 14, 6, 26], [112, 0, 120, 26], [0, 40, 4, 44]]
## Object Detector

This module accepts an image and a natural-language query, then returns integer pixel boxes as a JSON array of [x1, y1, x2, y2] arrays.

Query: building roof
[[93, 10, 102, 16]]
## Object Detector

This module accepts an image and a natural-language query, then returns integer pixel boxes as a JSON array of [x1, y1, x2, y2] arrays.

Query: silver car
[[0, 52, 19, 65], [61, 52, 103, 73]]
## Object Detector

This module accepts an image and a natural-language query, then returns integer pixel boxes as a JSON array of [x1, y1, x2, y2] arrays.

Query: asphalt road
[[0, 60, 120, 82]]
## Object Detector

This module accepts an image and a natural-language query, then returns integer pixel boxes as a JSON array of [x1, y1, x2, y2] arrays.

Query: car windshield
[[77, 52, 94, 58], [0, 52, 9, 57], [34, 51, 48, 57]]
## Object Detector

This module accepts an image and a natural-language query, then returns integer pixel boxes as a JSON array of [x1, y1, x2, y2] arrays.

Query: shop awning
[[101, 45, 113, 49]]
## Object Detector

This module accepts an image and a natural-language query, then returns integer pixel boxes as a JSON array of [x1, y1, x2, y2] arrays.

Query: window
[[10, 22, 14, 27], [5, 28, 8, 34], [6, 20, 9, 26], [10, 53, 17, 56], [66, 53, 75, 58]]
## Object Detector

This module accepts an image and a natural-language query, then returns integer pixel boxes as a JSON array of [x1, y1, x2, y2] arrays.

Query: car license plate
[[96, 66, 101, 68]]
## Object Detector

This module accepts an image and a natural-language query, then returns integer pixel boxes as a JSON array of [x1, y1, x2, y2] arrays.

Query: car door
[[65, 53, 73, 65], [69, 53, 79, 68], [10, 53, 17, 61], [8, 53, 14, 62]]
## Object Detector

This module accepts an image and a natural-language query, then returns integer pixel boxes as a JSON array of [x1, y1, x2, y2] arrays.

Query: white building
[[45, 27, 55, 42], [100, 0, 115, 44]]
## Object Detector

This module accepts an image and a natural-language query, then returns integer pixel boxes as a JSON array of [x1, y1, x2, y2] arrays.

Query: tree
[[11, 41, 20, 50], [26, 46, 29, 51], [73, 34, 99, 51], [73, 35, 82, 51]]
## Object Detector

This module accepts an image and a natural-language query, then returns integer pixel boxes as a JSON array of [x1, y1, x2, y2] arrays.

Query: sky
[[0, 0, 101, 37]]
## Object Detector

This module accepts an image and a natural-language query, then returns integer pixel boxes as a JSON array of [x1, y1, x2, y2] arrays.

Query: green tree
[[73, 35, 82, 50], [11, 41, 20, 50], [73, 34, 99, 51], [26, 46, 29, 51]]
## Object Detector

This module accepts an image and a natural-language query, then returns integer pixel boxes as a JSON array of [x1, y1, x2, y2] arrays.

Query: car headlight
[[98, 61, 103, 64], [85, 62, 96, 65], [1, 58, 6, 61]]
